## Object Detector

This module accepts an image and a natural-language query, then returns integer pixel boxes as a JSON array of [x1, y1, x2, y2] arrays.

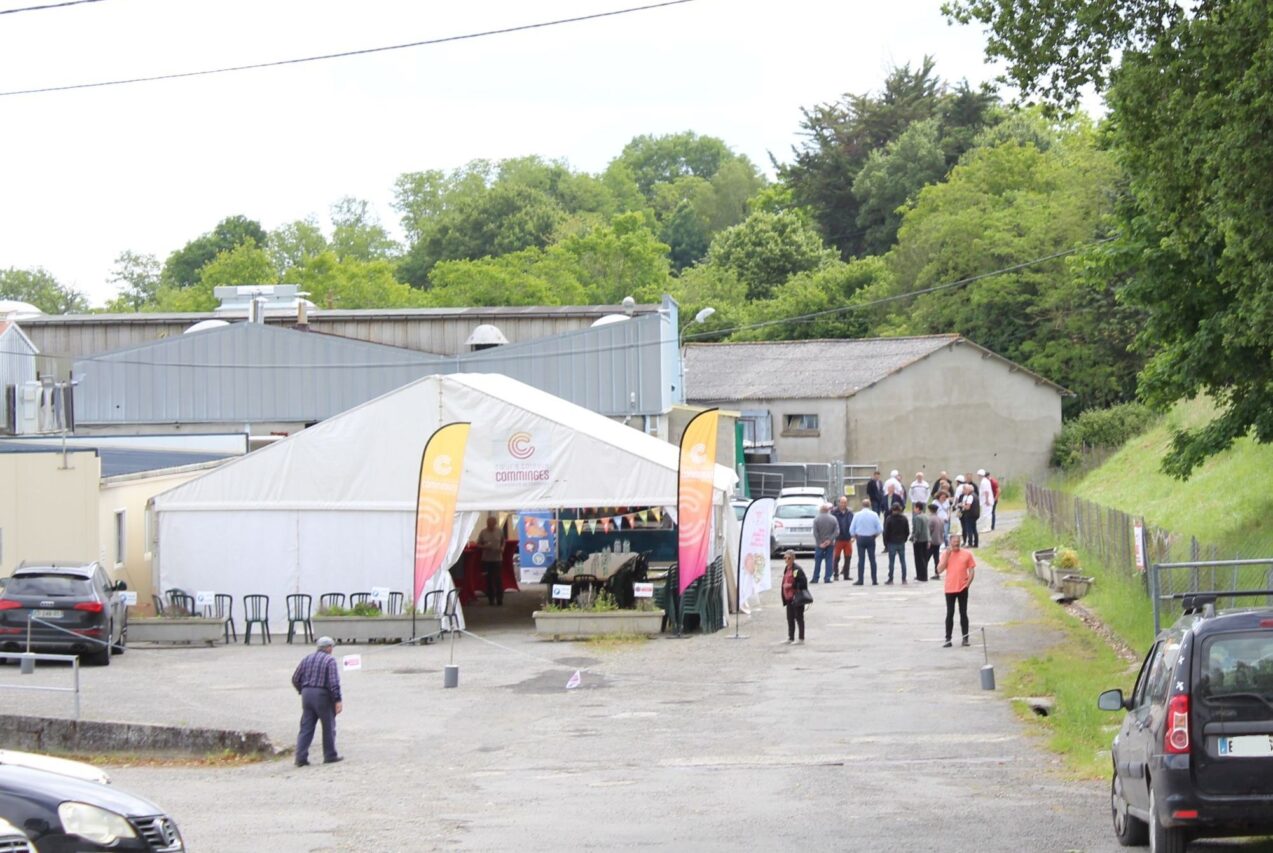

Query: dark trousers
[[927, 544, 941, 577], [913, 542, 929, 581], [785, 603, 805, 640], [297, 687, 337, 763], [991, 502, 997, 530], [834, 540, 853, 578], [961, 516, 978, 547], [482, 559, 503, 605], [886, 542, 908, 581], [855, 536, 878, 583], [944, 589, 970, 642]]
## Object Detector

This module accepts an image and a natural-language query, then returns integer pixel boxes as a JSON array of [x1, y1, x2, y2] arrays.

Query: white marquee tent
[[150, 373, 738, 628]]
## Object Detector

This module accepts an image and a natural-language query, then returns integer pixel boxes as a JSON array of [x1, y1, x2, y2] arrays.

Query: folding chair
[[387, 591, 405, 616], [151, 594, 167, 617], [167, 590, 195, 617], [214, 593, 237, 643], [348, 592, 372, 608], [243, 594, 271, 644], [286, 594, 314, 644], [319, 592, 345, 612]]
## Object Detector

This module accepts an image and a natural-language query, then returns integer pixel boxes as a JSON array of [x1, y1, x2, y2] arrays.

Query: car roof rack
[[1180, 594, 1217, 616]]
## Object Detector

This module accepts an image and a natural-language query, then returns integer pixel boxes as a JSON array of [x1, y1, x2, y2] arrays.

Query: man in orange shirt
[[935, 531, 976, 647]]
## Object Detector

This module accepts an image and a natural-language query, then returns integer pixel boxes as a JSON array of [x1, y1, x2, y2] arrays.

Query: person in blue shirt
[[848, 498, 883, 585]]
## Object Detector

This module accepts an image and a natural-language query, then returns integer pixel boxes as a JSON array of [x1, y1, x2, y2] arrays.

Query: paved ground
[[2, 518, 1267, 851]]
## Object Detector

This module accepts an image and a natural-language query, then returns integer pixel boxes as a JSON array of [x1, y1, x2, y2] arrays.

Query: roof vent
[[465, 323, 508, 351], [0, 300, 44, 320], [591, 314, 631, 327], [184, 319, 230, 334]]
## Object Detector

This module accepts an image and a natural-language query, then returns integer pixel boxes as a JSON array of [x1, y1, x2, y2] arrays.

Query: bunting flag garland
[[548, 520, 558, 534], [601, 518, 612, 533], [652, 507, 663, 522], [588, 520, 597, 534], [625, 514, 636, 527], [612, 516, 623, 530]]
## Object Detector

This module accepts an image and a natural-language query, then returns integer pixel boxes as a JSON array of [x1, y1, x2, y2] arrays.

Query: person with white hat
[[292, 636, 344, 766]]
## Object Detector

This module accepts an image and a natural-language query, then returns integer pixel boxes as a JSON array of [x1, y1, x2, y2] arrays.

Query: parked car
[[0, 562, 127, 666], [1097, 594, 1273, 852], [0, 749, 110, 785], [771, 490, 826, 555], [0, 764, 183, 851], [0, 816, 34, 853], [731, 499, 749, 521]]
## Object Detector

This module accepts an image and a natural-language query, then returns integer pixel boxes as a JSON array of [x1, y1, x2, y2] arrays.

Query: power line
[[0, 238, 1110, 368], [0, 0, 697, 97], [0, 0, 106, 15]]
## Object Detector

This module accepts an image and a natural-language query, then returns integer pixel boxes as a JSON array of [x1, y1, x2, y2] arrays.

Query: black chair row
[[318, 591, 405, 615], [149, 589, 413, 645]]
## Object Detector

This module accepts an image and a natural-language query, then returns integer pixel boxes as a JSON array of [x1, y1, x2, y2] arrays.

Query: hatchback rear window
[[1200, 633, 1273, 700], [4, 575, 93, 597], [776, 504, 819, 520]]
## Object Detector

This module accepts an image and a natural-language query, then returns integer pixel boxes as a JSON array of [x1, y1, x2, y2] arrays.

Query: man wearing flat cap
[[292, 636, 343, 766]]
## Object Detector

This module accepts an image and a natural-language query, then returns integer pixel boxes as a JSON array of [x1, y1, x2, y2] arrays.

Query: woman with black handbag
[[780, 550, 811, 644]]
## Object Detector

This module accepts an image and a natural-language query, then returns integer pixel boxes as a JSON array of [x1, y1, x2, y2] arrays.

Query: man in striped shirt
[[292, 636, 343, 766]]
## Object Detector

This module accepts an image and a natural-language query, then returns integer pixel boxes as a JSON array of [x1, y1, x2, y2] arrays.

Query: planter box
[[1060, 575, 1095, 600], [1031, 548, 1056, 583], [128, 617, 225, 645], [311, 615, 419, 644], [532, 609, 665, 639]]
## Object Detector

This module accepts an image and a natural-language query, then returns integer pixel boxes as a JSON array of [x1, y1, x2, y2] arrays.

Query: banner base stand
[[443, 664, 459, 688], [726, 634, 749, 640]]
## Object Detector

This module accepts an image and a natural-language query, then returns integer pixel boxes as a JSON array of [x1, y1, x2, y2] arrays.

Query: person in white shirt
[[908, 472, 930, 508], [976, 469, 995, 535], [883, 469, 904, 510]]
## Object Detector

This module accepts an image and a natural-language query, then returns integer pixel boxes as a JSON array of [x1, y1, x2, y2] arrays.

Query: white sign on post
[[195, 591, 216, 612], [342, 654, 362, 671], [119, 591, 138, 606], [1133, 520, 1147, 573], [551, 584, 572, 601], [370, 587, 391, 610], [633, 582, 654, 598]]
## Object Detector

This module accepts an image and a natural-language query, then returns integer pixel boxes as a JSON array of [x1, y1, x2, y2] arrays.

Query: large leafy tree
[[0, 267, 88, 313], [161, 215, 267, 288], [703, 210, 836, 301], [851, 119, 949, 256], [104, 251, 161, 311], [946, 0, 1273, 475]]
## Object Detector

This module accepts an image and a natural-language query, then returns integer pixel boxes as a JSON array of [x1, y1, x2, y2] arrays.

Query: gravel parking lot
[[2, 523, 1268, 852]]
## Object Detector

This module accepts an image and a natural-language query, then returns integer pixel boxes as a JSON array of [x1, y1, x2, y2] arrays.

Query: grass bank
[[994, 520, 1145, 778]]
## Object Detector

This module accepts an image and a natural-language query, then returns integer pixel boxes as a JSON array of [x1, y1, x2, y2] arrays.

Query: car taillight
[[773, 520, 784, 529], [73, 601, 104, 613], [0, 600, 21, 611], [1165, 694, 1190, 754]]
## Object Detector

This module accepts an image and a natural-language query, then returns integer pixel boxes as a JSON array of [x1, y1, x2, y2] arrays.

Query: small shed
[[685, 335, 1069, 480], [0, 321, 38, 434]]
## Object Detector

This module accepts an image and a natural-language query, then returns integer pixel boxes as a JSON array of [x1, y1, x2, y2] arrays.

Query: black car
[[1098, 595, 1273, 852], [0, 764, 183, 852], [0, 562, 127, 666]]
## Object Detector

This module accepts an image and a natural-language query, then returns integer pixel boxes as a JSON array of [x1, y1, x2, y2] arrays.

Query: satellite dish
[[591, 314, 631, 327], [184, 319, 231, 334]]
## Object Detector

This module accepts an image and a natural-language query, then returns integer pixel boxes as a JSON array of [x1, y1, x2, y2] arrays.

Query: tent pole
[[729, 499, 748, 640]]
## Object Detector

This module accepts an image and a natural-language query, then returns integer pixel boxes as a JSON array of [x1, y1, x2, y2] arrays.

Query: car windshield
[[1199, 632, 1273, 701], [5, 575, 92, 597], [776, 504, 819, 520]]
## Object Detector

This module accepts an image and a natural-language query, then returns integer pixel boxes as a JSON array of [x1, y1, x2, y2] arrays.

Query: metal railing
[[0, 651, 81, 720], [1150, 558, 1273, 633]]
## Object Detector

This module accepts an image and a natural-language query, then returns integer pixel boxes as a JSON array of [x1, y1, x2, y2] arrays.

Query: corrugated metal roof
[[98, 448, 230, 477], [684, 335, 1067, 400]]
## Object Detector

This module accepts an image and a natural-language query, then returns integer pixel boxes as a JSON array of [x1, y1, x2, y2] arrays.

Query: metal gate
[[1149, 558, 1273, 633]]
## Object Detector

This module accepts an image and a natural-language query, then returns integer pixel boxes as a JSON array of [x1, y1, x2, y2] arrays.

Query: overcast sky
[[0, 0, 1011, 307]]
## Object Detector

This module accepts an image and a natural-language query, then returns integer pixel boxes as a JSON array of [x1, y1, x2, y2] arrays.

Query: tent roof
[[152, 373, 736, 513]]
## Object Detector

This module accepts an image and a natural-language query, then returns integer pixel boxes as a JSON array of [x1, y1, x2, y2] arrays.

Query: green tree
[[104, 251, 161, 311], [0, 267, 88, 313], [851, 119, 949, 255], [945, 0, 1273, 474], [425, 248, 588, 307], [614, 132, 737, 199], [330, 197, 398, 262], [268, 218, 328, 274], [284, 254, 423, 309], [556, 213, 671, 304], [151, 240, 276, 312], [704, 210, 836, 301], [161, 215, 267, 287], [735, 257, 890, 341]]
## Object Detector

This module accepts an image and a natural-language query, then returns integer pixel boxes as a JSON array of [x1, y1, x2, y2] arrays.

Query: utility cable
[[0, 0, 105, 15], [0, 0, 696, 97]]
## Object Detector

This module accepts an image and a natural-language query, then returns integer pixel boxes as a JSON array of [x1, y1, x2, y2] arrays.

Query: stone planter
[[532, 609, 665, 639], [127, 617, 225, 645], [1060, 575, 1095, 600], [311, 615, 418, 644], [1031, 548, 1055, 583]]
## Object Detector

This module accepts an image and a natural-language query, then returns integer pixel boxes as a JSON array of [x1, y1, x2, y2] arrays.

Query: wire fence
[[1025, 483, 1273, 626]]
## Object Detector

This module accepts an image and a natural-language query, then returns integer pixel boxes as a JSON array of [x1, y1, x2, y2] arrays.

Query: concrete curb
[[0, 713, 279, 757]]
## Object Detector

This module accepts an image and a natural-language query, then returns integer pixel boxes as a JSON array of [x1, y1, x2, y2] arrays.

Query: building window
[[113, 510, 126, 568], [783, 414, 820, 436]]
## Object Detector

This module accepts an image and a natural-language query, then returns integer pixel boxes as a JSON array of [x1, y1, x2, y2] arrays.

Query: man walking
[[977, 470, 995, 538], [477, 515, 505, 605], [988, 471, 1000, 530], [883, 504, 910, 584], [831, 496, 855, 580], [935, 532, 976, 647], [849, 498, 882, 585], [812, 502, 838, 583], [292, 636, 343, 766], [926, 502, 944, 579], [910, 500, 931, 582]]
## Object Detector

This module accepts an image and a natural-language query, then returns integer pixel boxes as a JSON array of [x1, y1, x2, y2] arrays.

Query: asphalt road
[[2, 520, 1267, 852]]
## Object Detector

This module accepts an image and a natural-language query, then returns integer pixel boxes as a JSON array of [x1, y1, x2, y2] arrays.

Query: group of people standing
[[780, 466, 998, 648]]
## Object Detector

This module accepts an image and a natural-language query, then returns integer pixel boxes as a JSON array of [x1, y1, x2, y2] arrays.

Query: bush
[[1051, 402, 1156, 470], [1054, 547, 1081, 570]]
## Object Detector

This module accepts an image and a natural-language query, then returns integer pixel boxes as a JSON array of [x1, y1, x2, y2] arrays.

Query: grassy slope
[[1073, 398, 1273, 557]]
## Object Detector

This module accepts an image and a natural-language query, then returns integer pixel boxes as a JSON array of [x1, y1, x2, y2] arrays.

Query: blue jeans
[[855, 535, 878, 583], [813, 545, 835, 582], [886, 542, 908, 582]]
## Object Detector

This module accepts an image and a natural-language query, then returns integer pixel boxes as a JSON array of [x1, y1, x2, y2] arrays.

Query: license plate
[[1218, 735, 1273, 757], [32, 609, 63, 619]]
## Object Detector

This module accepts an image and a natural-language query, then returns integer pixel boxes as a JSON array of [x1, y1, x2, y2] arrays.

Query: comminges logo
[[507, 432, 535, 460], [432, 454, 453, 476], [688, 442, 708, 465]]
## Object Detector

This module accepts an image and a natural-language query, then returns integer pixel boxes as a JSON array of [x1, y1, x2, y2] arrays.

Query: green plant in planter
[[1054, 548, 1081, 570], [317, 603, 384, 617]]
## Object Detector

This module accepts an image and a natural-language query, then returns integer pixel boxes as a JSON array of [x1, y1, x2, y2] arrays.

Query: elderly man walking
[[908, 472, 930, 509], [812, 502, 839, 583], [850, 498, 883, 585], [292, 636, 344, 766], [831, 496, 855, 580]]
